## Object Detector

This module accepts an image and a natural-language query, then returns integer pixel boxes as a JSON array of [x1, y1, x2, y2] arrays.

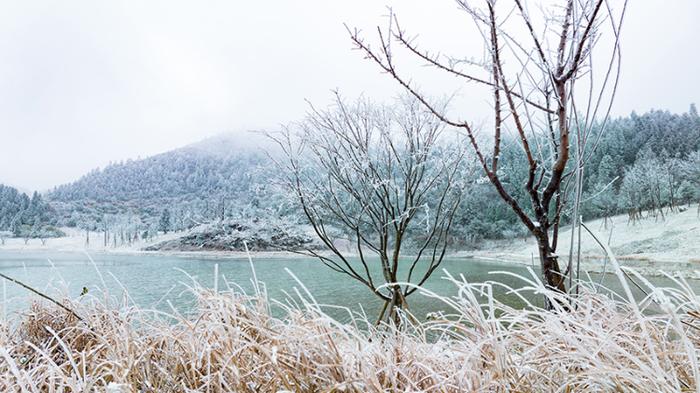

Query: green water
[[0, 250, 696, 321]]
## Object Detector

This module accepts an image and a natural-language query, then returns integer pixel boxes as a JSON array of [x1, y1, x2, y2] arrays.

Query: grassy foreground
[[0, 268, 698, 392]]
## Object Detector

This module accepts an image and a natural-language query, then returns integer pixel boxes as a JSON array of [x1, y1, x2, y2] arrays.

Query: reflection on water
[[0, 250, 696, 322]]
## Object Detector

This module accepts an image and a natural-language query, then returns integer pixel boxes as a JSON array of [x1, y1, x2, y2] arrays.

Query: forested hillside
[[452, 105, 700, 241], [0, 185, 62, 240], [48, 134, 282, 235], [582, 106, 700, 222], [2, 107, 696, 245]]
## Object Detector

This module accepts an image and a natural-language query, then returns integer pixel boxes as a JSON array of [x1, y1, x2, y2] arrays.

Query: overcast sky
[[0, 1, 697, 192]]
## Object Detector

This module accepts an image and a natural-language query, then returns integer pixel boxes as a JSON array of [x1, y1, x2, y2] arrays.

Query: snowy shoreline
[[1, 242, 697, 279], [1, 207, 699, 278]]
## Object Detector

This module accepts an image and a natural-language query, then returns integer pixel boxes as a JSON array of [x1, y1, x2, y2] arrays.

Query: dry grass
[[0, 267, 699, 392]]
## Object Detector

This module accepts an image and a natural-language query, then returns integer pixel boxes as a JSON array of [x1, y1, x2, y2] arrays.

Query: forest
[[0, 185, 63, 242], [2, 106, 698, 247]]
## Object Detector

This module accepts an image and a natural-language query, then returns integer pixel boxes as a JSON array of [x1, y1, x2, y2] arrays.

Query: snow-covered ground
[[466, 204, 700, 276], [0, 227, 189, 253], [1, 205, 698, 275], [0, 225, 310, 259]]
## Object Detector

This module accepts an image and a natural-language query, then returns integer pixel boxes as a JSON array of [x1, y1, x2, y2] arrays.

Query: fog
[[0, 0, 697, 192]]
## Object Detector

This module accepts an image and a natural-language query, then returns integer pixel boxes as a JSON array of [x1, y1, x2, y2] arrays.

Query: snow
[[2, 205, 699, 277], [0, 226, 193, 253], [465, 204, 700, 277]]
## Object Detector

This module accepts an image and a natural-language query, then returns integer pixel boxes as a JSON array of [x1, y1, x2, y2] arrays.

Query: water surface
[[0, 250, 695, 321]]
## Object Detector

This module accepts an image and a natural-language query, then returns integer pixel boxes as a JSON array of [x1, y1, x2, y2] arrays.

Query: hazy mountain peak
[[183, 132, 272, 159]]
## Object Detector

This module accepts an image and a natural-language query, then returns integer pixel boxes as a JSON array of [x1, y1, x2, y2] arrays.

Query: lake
[[0, 250, 696, 322]]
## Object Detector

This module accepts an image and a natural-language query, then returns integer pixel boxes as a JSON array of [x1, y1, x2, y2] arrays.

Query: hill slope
[[468, 205, 700, 274], [48, 133, 281, 231]]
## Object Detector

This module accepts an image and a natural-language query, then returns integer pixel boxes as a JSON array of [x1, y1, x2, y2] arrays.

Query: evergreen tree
[[158, 209, 171, 234]]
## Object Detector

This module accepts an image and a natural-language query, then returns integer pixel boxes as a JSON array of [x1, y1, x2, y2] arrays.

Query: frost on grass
[[0, 270, 699, 392]]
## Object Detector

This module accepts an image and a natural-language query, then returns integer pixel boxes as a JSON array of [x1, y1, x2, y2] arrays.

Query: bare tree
[[218, 197, 227, 222], [619, 167, 642, 225], [660, 153, 684, 214], [683, 151, 700, 217], [349, 0, 627, 295], [268, 94, 466, 323]]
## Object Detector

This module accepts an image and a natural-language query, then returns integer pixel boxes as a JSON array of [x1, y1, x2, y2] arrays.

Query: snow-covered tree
[[269, 94, 466, 323], [158, 209, 171, 234], [349, 0, 627, 296]]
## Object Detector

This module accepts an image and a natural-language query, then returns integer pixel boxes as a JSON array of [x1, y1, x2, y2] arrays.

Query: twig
[[0, 272, 84, 322]]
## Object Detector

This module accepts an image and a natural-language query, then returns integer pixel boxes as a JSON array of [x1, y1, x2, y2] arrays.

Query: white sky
[[0, 1, 697, 192]]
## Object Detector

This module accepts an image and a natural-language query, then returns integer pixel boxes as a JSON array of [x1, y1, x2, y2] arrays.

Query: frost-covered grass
[[0, 267, 699, 392]]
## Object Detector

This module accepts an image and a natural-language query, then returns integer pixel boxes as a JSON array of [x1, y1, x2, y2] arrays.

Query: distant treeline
[[0, 185, 62, 239], [1, 106, 698, 243], [437, 105, 700, 242]]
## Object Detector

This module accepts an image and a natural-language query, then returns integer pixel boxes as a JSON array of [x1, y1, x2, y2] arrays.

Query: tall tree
[[350, 0, 627, 296], [682, 151, 700, 216], [159, 208, 171, 234]]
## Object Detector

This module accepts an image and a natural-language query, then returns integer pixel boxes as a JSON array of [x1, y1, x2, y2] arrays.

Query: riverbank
[[460, 205, 700, 278], [1, 206, 698, 277]]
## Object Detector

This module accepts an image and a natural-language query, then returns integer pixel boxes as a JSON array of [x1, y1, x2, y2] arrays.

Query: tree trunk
[[383, 285, 409, 326], [534, 231, 566, 293]]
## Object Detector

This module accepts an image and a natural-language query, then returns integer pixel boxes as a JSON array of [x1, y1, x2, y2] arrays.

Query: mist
[[0, 0, 697, 191]]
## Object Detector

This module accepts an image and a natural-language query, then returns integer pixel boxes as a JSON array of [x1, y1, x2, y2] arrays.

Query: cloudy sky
[[0, 1, 697, 192]]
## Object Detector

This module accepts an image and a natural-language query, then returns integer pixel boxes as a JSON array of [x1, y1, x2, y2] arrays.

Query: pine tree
[[159, 209, 171, 234]]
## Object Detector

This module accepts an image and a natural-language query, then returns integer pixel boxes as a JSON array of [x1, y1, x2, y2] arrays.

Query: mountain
[[10, 105, 697, 247], [48, 133, 284, 232]]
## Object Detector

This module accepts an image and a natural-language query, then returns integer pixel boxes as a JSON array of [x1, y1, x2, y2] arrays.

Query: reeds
[[0, 267, 698, 392]]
